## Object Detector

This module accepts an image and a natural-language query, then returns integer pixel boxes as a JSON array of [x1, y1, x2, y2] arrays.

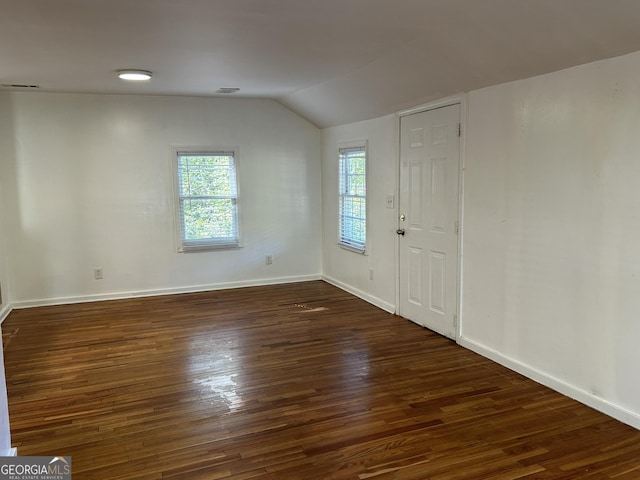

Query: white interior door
[[398, 104, 460, 339]]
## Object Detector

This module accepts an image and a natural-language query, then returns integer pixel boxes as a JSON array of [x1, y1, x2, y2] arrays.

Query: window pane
[[341, 197, 366, 218], [348, 157, 365, 174], [178, 155, 236, 197], [347, 175, 365, 196], [181, 198, 236, 240]]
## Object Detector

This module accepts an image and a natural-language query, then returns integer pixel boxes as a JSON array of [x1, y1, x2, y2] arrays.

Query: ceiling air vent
[[1, 84, 40, 89], [216, 87, 240, 94]]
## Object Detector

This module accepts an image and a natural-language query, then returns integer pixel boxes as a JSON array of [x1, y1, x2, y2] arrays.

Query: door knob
[[396, 228, 405, 236]]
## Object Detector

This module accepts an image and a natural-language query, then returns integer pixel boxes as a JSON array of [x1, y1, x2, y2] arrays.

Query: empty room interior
[[1, 1, 640, 478]]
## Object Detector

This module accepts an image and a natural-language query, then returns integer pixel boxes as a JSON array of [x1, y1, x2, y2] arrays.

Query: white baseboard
[[458, 335, 640, 431], [10, 275, 322, 310], [0, 304, 12, 324], [322, 275, 395, 314]]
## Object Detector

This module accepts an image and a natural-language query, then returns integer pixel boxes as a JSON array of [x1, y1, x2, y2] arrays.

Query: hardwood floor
[[3, 281, 640, 479]]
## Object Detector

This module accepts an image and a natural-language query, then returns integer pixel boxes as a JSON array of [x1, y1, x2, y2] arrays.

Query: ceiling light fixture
[[117, 69, 152, 81]]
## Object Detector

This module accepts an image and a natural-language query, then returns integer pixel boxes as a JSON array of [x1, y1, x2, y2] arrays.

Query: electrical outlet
[[94, 268, 103, 280], [265, 255, 273, 265], [369, 269, 374, 280]]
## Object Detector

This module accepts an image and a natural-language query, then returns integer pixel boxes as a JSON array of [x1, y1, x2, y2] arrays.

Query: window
[[338, 143, 367, 252], [174, 147, 240, 252]]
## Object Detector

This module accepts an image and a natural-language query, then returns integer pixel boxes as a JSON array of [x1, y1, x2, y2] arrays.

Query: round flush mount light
[[117, 69, 152, 81]]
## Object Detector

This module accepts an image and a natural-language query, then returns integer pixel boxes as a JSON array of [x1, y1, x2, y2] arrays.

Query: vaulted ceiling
[[3, 0, 640, 127]]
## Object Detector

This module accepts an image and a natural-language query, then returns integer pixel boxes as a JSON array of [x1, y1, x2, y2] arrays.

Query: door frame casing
[[395, 94, 467, 340]]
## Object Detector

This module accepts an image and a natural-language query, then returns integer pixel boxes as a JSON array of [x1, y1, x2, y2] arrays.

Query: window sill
[[179, 242, 242, 253], [338, 243, 366, 255]]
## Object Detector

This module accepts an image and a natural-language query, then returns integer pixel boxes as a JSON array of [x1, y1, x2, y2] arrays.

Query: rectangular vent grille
[[1, 84, 40, 89], [215, 87, 240, 94]]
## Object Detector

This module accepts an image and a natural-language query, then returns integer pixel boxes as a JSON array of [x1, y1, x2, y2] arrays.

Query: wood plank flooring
[[3, 281, 640, 479]]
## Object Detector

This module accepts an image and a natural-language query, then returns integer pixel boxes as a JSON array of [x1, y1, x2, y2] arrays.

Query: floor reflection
[[188, 335, 245, 412], [195, 373, 244, 411]]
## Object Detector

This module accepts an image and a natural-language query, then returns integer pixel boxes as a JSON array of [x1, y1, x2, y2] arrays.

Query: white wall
[[321, 115, 398, 312], [0, 94, 12, 317], [1, 93, 322, 304], [460, 50, 640, 428], [0, 93, 14, 455], [0, 199, 8, 319]]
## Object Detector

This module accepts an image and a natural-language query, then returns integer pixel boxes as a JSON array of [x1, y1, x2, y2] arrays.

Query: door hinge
[[457, 123, 461, 137], [454, 220, 459, 235], [453, 314, 458, 328]]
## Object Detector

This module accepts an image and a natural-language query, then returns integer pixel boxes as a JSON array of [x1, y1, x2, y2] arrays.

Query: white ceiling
[[2, 0, 640, 127]]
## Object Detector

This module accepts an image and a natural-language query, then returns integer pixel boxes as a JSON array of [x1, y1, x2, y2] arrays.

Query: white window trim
[[171, 145, 242, 253], [337, 140, 368, 254]]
